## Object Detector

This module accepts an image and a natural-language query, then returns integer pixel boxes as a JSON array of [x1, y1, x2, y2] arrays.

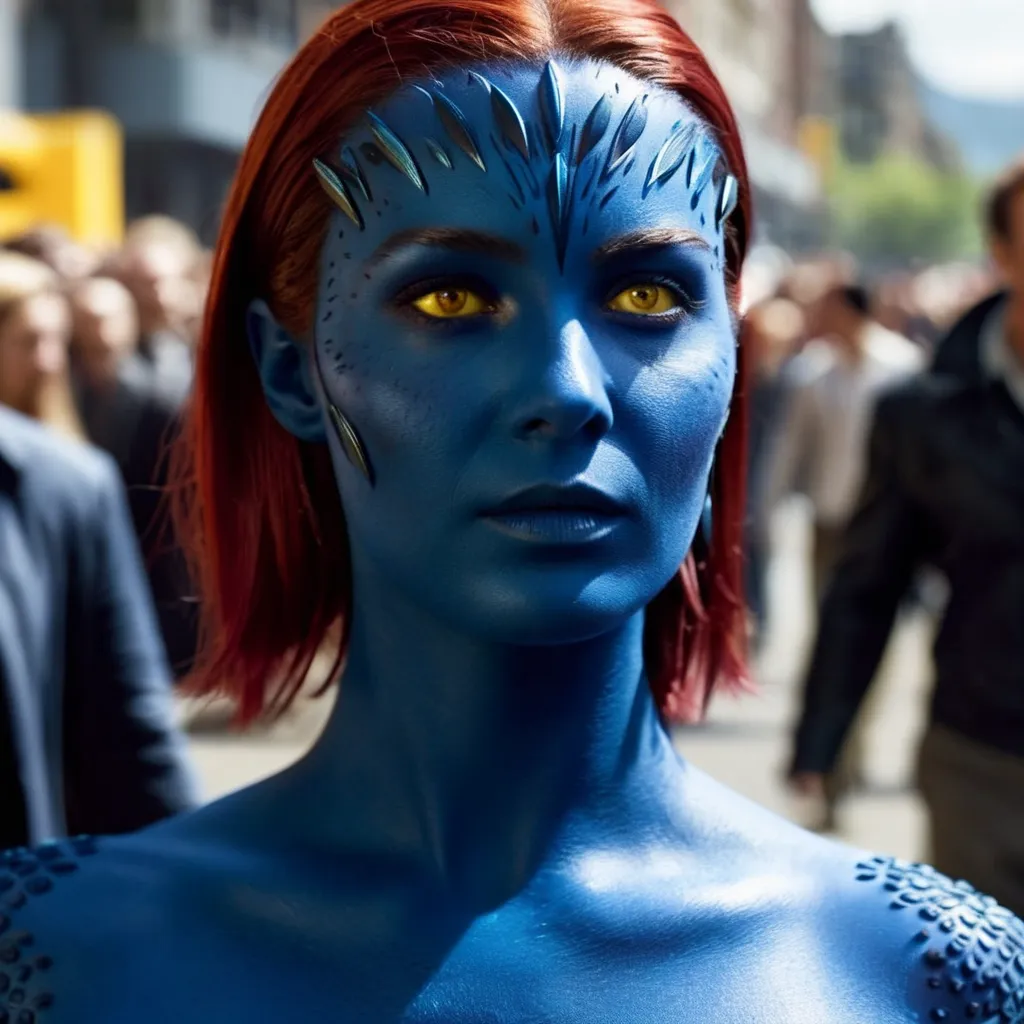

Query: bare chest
[[41, 899, 913, 1024]]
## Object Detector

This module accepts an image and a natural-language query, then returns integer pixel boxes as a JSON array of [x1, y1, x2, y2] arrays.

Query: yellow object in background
[[798, 116, 838, 187], [0, 111, 124, 247]]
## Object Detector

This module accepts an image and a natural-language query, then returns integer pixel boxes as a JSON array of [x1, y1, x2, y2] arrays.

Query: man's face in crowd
[[811, 289, 853, 341], [993, 185, 1024, 296], [0, 293, 70, 415], [119, 242, 193, 334], [70, 277, 139, 384]]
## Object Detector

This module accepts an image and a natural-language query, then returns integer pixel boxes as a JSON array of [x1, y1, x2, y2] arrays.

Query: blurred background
[[4, 0, 1023, 258], [1, 0, 1022, 864]]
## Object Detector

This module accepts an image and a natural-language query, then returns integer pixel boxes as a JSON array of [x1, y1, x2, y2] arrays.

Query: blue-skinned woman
[[3, 1, 1022, 1021]]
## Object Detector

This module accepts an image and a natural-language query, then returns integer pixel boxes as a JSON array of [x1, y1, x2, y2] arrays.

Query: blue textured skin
[[4, 61, 1022, 1023]]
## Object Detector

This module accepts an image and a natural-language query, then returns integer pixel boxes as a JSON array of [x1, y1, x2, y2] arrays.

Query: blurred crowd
[[740, 155, 1024, 918], [740, 249, 1000, 641], [735, 251, 1000, 833], [0, 218, 210, 679]]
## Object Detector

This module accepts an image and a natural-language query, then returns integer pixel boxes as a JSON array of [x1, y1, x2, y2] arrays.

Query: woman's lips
[[483, 508, 625, 543], [479, 483, 629, 543]]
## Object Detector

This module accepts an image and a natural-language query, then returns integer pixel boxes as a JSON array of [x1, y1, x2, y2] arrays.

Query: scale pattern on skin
[[855, 856, 1024, 1023]]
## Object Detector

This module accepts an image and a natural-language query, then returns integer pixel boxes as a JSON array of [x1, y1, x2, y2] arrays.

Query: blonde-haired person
[[0, 251, 85, 440]]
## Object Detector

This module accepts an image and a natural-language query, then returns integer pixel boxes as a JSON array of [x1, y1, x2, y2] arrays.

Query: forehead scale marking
[[421, 87, 488, 173], [467, 68, 537, 211], [643, 121, 699, 197], [312, 158, 363, 229], [576, 93, 613, 166], [716, 175, 739, 228], [539, 60, 565, 155], [366, 111, 426, 192], [600, 94, 649, 183], [424, 138, 453, 169], [311, 60, 740, 266], [489, 81, 532, 162], [339, 145, 373, 202], [687, 137, 719, 210]]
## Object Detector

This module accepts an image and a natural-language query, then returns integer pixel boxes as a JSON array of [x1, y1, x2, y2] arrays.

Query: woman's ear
[[246, 298, 326, 442]]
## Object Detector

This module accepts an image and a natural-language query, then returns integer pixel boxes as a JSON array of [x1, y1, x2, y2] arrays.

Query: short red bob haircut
[[172, 0, 754, 726]]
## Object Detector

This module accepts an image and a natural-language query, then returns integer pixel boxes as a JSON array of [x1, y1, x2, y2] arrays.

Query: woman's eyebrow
[[365, 228, 528, 270], [591, 228, 712, 263]]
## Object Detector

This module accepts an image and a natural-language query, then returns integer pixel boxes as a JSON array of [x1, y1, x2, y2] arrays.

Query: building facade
[[17, 0, 311, 240], [666, 0, 829, 251], [838, 22, 958, 171], [790, 0, 838, 126], [0, 0, 22, 109], [10, 0, 835, 249]]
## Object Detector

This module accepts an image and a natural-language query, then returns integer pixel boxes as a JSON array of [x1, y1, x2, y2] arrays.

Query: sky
[[810, 0, 1024, 102]]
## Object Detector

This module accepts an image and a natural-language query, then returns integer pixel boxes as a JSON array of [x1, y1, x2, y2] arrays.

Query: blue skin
[[247, 59, 734, 903], [4, 60, 1023, 1024]]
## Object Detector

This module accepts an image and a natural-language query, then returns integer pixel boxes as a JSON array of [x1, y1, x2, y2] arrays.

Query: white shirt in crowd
[[767, 324, 924, 527]]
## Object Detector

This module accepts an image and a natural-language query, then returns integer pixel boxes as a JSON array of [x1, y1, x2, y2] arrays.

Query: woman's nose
[[511, 319, 613, 444]]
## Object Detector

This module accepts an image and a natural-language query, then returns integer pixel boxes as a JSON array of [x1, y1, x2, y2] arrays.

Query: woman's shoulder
[[676, 768, 1024, 1021], [0, 829, 246, 1023], [837, 852, 1024, 1022], [4, 805, 1023, 1024], [0, 836, 121, 1022], [781, 841, 1024, 1022]]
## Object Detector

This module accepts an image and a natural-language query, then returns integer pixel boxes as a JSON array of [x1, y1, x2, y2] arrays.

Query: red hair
[[172, 0, 753, 725]]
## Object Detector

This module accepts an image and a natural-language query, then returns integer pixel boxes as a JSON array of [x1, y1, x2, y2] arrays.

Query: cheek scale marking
[[311, 332, 374, 485]]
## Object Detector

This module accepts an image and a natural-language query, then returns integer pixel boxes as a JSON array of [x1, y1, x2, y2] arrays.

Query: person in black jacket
[[0, 405, 199, 847], [787, 155, 1024, 914], [69, 276, 200, 679]]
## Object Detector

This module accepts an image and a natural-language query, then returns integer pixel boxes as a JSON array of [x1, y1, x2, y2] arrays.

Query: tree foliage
[[828, 154, 983, 268]]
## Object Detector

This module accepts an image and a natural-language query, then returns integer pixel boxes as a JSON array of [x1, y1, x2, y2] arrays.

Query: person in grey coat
[[0, 405, 199, 847]]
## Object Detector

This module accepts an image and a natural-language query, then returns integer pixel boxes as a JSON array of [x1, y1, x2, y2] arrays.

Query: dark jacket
[[0, 406, 199, 846], [75, 353, 199, 678], [931, 290, 1009, 379], [791, 293, 1024, 773]]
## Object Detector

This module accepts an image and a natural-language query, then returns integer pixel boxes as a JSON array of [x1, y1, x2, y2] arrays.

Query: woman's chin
[[447, 572, 657, 646]]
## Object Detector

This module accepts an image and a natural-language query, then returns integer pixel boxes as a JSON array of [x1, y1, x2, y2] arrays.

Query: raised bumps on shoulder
[[0, 837, 100, 1023], [855, 855, 1024, 1023]]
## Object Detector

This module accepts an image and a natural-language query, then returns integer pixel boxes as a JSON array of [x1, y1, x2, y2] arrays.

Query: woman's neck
[[284, 584, 682, 908]]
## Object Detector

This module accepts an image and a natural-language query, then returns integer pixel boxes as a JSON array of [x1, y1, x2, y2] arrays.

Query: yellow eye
[[606, 284, 680, 316], [411, 287, 495, 319]]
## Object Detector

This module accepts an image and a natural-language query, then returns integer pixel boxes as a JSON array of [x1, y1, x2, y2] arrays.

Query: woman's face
[[260, 59, 737, 643], [0, 293, 70, 414]]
